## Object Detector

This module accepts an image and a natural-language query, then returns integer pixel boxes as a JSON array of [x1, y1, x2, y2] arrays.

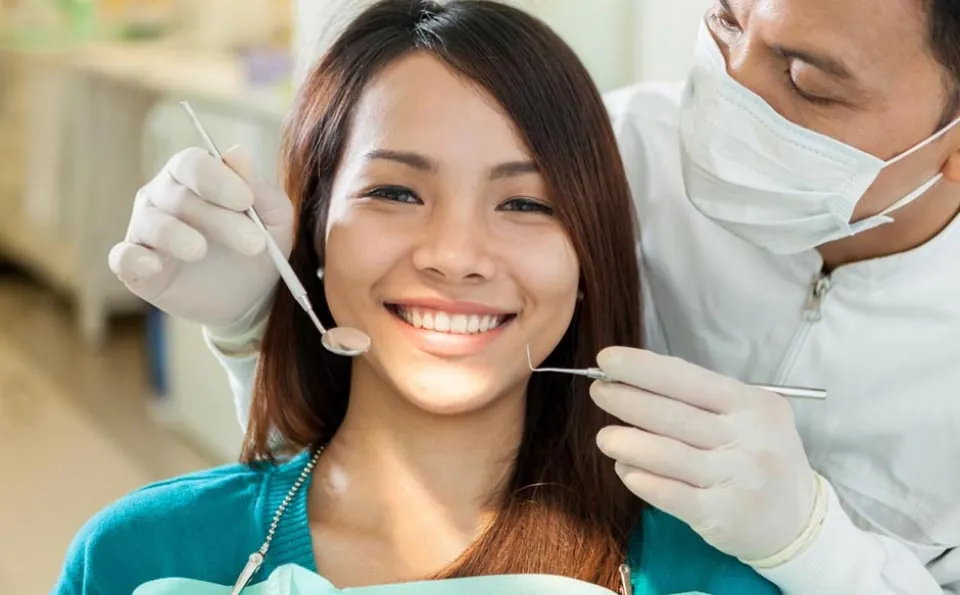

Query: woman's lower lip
[[390, 312, 509, 357]]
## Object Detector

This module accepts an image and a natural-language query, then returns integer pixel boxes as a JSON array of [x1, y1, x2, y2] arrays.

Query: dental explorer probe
[[525, 346, 827, 400]]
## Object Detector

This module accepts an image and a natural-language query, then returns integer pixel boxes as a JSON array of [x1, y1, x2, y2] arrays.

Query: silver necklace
[[230, 447, 324, 595], [227, 446, 632, 595]]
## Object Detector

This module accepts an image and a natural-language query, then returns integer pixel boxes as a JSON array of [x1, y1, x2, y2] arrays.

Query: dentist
[[110, 0, 960, 593]]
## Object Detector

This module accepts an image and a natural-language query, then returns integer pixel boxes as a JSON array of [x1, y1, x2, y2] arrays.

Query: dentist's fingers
[[597, 425, 722, 488], [130, 206, 207, 262], [590, 381, 730, 449], [108, 241, 184, 302], [222, 144, 256, 184], [597, 347, 745, 413], [614, 462, 702, 525], [108, 241, 163, 283], [222, 145, 294, 233], [165, 147, 254, 212], [149, 182, 265, 256]]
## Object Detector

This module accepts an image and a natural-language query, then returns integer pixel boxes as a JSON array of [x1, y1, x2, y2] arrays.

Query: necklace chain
[[259, 446, 324, 555], [230, 446, 324, 595]]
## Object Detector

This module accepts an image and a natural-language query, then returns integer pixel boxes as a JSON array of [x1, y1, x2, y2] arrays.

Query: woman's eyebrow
[[363, 149, 538, 180], [490, 161, 538, 180], [363, 149, 438, 172]]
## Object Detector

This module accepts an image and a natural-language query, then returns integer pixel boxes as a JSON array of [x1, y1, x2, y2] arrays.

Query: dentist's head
[[683, 0, 960, 258]]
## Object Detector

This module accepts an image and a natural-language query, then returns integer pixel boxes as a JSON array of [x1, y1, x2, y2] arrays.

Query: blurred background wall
[[294, 0, 710, 89], [0, 1, 707, 592]]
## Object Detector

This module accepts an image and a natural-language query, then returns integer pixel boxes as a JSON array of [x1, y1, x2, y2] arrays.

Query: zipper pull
[[803, 274, 831, 322], [230, 552, 264, 595], [618, 564, 633, 595]]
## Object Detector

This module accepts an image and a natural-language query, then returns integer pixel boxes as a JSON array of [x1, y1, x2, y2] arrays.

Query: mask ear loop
[[849, 173, 946, 234], [884, 115, 960, 168], [849, 117, 960, 234]]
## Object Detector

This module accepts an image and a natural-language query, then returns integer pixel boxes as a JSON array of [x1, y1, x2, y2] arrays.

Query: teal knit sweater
[[54, 451, 780, 595]]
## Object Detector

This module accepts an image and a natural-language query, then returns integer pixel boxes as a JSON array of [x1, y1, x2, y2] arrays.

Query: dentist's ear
[[943, 149, 960, 183]]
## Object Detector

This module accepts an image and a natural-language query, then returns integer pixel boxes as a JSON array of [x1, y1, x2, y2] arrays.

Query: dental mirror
[[180, 101, 371, 358], [524, 345, 827, 400]]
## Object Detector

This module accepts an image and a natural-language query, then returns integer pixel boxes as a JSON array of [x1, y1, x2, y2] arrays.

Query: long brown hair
[[245, 0, 643, 588]]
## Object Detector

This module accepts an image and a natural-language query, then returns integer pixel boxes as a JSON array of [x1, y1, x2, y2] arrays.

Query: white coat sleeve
[[639, 254, 669, 356], [935, 551, 960, 594], [201, 308, 270, 433], [756, 478, 957, 594]]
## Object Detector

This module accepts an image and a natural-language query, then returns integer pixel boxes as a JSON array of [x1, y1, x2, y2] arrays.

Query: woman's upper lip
[[386, 297, 517, 316]]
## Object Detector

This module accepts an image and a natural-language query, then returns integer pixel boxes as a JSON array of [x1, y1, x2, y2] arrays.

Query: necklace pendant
[[230, 552, 265, 595]]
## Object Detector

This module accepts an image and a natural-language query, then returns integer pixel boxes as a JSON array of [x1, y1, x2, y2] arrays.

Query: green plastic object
[[132, 563, 712, 595]]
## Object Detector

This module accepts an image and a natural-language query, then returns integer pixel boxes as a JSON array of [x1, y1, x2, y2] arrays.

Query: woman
[[57, 2, 778, 593]]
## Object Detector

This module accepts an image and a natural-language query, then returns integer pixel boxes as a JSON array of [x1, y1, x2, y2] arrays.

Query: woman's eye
[[365, 186, 421, 204], [498, 197, 554, 215]]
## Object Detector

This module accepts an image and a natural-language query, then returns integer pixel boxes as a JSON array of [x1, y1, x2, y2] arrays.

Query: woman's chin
[[397, 367, 524, 417]]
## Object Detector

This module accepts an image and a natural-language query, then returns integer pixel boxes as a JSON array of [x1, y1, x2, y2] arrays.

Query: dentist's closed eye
[[710, 10, 740, 33], [365, 185, 422, 204], [498, 197, 554, 215], [784, 71, 837, 106]]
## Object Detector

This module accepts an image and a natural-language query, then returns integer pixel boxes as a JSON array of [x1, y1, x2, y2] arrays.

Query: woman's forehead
[[343, 54, 534, 165]]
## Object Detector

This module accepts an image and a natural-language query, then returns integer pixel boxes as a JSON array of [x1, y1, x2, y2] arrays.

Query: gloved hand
[[108, 146, 294, 330], [590, 347, 818, 563]]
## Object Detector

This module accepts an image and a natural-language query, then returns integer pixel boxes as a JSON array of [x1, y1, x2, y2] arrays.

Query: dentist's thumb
[[221, 145, 294, 256], [596, 346, 654, 389]]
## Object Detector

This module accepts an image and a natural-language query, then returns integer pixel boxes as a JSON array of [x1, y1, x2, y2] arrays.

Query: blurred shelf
[[0, 210, 76, 295], [1, 37, 293, 120], [70, 40, 292, 117], [0, 34, 290, 349]]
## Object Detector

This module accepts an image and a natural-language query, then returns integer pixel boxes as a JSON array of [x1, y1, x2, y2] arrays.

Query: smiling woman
[[252, 1, 638, 581], [56, 2, 779, 594]]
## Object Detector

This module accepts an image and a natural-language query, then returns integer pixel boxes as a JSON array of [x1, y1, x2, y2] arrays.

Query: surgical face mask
[[679, 21, 960, 255]]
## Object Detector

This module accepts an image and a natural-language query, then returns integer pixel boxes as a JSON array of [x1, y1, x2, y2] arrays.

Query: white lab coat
[[206, 83, 960, 594], [606, 82, 960, 594]]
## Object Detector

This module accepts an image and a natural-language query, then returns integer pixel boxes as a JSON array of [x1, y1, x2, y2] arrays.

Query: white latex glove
[[108, 146, 293, 330], [590, 347, 818, 563]]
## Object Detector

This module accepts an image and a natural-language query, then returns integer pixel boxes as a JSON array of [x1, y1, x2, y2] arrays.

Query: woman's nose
[[411, 213, 497, 283]]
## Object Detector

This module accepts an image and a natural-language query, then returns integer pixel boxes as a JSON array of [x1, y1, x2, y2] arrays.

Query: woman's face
[[321, 53, 580, 415]]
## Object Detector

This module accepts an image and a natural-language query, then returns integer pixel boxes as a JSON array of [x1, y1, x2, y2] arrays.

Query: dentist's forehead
[[735, 0, 932, 81]]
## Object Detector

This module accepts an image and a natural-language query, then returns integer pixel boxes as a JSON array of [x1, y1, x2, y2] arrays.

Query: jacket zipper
[[773, 272, 831, 385]]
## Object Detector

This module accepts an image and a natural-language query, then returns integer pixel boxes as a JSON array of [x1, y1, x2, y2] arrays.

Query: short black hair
[[925, 0, 960, 128]]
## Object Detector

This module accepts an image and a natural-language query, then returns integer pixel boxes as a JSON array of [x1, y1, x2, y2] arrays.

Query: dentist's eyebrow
[[717, 0, 736, 21], [364, 149, 439, 172], [772, 45, 858, 84], [490, 161, 538, 180], [716, 0, 859, 86]]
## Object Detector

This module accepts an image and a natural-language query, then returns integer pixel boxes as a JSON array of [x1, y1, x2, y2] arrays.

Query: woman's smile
[[385, 299, 519, 358]]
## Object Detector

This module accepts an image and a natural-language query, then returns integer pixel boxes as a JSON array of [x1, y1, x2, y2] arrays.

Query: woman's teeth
[[395, 307, 504, 334]]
